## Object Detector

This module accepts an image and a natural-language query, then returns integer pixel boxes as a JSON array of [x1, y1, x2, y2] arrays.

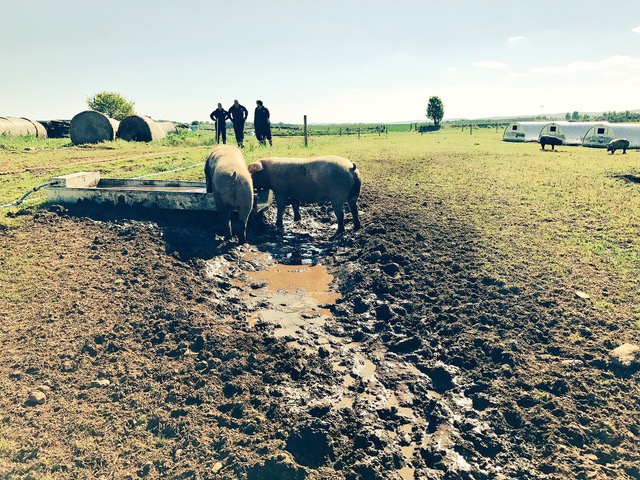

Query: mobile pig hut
[[582, 123, 640, 149], [537, 121, 605, 146], [502, 121, 550, 142]]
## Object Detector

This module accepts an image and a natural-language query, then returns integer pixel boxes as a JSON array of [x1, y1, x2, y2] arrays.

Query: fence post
[[304, 115, 308, 147], [358, 128, 361, 140]]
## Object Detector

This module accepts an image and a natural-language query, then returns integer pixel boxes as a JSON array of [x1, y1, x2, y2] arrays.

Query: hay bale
[[70, 111, 119, 145], [22, 118, 48, 138], [0, 117, 48, 138], [117, 115, 167, 142], [156, 121, 178, 136]]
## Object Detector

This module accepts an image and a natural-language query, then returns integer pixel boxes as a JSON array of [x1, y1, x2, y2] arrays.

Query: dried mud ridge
[[1, 184, 638, 479]]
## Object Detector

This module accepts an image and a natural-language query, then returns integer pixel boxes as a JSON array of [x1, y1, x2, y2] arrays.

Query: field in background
[[1, 126, 638, 324]]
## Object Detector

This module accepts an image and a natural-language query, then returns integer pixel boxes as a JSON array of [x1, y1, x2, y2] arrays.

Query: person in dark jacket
[[209, 103, 229, 144], [254, 100, 272, 146], [227, 99, 248, 148]]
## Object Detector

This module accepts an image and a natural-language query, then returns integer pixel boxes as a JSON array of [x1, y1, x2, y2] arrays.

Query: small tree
[[426, 96, 444, 126], [86, 91, 135, 121]]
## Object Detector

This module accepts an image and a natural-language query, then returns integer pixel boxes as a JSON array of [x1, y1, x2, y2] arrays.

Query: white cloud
[[632, 26, 640, 33], [472, 60, 507, 69], [602, 70, 626, 79], [507, 36, 526, 43], [531, 55, 640, 75], [297, 69, 640, 123], [281, 53, 640, 123]]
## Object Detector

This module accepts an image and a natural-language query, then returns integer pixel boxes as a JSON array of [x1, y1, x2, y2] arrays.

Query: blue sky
[[1, 0, 639, 124]]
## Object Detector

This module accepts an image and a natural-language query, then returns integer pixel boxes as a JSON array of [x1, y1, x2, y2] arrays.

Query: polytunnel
[[502, 121, 550, 142], [582, 123, 640, 149], [537, 121, 605, 146]]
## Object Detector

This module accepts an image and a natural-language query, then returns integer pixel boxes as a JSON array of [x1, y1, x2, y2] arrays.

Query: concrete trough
[[46, 171, 272, 214]]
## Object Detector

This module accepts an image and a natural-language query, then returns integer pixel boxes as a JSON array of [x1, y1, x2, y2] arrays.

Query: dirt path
[[0, 182, 638, 479]]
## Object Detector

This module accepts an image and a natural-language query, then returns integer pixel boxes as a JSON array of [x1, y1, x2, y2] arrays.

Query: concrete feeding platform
[[46, 171, 272, 213]]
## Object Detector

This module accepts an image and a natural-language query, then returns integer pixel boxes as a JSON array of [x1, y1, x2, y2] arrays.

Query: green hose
[[1, 181, 60, 208]]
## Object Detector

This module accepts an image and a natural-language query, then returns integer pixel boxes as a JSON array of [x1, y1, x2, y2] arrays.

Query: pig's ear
[[247, 161, 263, 173]]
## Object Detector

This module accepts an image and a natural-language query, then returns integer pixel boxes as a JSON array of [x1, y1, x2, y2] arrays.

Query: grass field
[[1, 127, 639, 324]]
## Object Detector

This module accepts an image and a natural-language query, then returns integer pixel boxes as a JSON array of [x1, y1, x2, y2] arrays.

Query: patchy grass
[[338, 129, 639, 321], [1, 127, 638, 322], [0, 437, 12, 457]]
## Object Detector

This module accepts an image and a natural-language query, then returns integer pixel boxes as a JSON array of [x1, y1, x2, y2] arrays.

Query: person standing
[[209, 103, 229, 144], [254, 100, 272, 146], [227, 99, 248, 148]]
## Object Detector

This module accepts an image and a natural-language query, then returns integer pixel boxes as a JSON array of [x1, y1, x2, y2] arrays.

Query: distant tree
[[426, 96, 444, 126], [565, 113, 571, 121], [571, 111, 580, 121], [86, 91, 135, 121]]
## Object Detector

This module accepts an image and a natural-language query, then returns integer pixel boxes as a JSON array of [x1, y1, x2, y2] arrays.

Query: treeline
[[446, 111, 640, 125], [595, 111, 640, 123]]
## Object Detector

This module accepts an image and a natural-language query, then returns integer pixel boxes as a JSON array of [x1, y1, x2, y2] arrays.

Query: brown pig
[[247, 155, 361, 235], [204, 145, 253, 243]]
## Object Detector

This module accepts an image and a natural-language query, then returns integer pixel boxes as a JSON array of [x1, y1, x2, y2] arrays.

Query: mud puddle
[[204, 245, 339, 349], [205, 244, 436, 479], [201, 215, 488, 479], [244, 261, 338, 338]]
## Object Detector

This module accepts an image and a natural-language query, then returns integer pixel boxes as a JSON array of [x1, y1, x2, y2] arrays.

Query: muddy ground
[[0, 181, 639, 479]]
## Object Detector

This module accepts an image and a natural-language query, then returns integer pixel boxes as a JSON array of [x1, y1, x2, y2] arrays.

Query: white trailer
[[502, 122, 550, 142], [538, 121, 605, 146], [583, 123, 640, 149]]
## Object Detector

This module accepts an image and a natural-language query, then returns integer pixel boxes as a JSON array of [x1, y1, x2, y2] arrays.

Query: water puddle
[[352, 352, 377, 381], [242, 257, 340, 343]]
